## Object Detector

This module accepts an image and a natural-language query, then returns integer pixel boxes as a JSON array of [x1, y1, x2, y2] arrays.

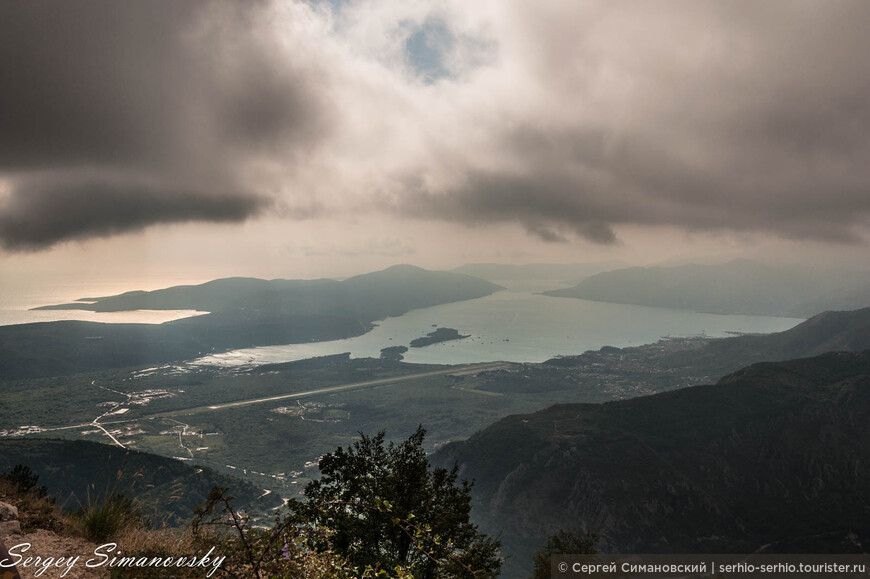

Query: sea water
[[189, 282, 803, 367]]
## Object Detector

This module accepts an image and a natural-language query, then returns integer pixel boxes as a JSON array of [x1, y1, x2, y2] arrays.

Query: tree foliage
[[532, 530, 597, 579], [293, 426, 501, 578], [0, 464, 46, 498]]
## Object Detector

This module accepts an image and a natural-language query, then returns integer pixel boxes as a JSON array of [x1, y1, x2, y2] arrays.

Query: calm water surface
[[190, 281, 804, 367]]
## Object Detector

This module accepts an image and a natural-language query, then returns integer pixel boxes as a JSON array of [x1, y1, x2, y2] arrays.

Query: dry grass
[[1, 469, 222, 578], [0, 478, 71, 535], [104, 527, 213, 579], [116, 525, 195, 557]]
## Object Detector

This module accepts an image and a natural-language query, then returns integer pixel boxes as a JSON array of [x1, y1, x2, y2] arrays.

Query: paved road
[[141, 361, 509, 419], [40, 362, 509, 433]]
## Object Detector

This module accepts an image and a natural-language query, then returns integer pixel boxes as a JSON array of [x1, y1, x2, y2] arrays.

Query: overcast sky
[[2, 0, 870, 280]]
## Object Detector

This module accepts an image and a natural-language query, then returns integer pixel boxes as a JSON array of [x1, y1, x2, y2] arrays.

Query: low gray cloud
[[401, 169, 619, 244], [0, 174, 270, 250], [4, 0, 870, 253], [0, 0, 330, 249]]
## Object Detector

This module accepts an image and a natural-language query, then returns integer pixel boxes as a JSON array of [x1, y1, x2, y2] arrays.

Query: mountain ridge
[[543, 259, 870, 317], [452, 262, 623, 284], [434, 349, 870, 576], [661, 306, 870, 375]]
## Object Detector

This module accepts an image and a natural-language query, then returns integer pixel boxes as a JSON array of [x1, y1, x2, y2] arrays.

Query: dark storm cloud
[[0, 175, 271, 250], [5, 0, 870, 251], [0, 0, 329, 249], [403, 169, 618, 244], [397, 0, 870, 244]]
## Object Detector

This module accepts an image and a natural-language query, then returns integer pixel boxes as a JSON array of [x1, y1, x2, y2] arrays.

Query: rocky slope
[[434, 350, 870, 575]]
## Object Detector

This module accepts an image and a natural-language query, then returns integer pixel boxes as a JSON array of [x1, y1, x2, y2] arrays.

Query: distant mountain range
[[1, 265, 502, 379], [0, 439, 279, 524], [543, 259, 870, 317], [434, 349, 870, 576], [453, 262, 623, 284]]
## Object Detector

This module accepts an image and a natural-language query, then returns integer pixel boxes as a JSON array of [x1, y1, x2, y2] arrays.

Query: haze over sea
[[0, 273, 208, 326]]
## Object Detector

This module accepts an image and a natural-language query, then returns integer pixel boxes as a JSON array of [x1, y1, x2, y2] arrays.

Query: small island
[[409, 327, 469, 348], [379, 345, 409, 361]]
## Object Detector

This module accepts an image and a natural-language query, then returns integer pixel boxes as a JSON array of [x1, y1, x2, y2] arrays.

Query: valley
[[5, 305, 865, 496]]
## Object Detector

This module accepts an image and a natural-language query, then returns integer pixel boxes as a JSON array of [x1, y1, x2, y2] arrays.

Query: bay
[[190, 281, 804, 367]]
